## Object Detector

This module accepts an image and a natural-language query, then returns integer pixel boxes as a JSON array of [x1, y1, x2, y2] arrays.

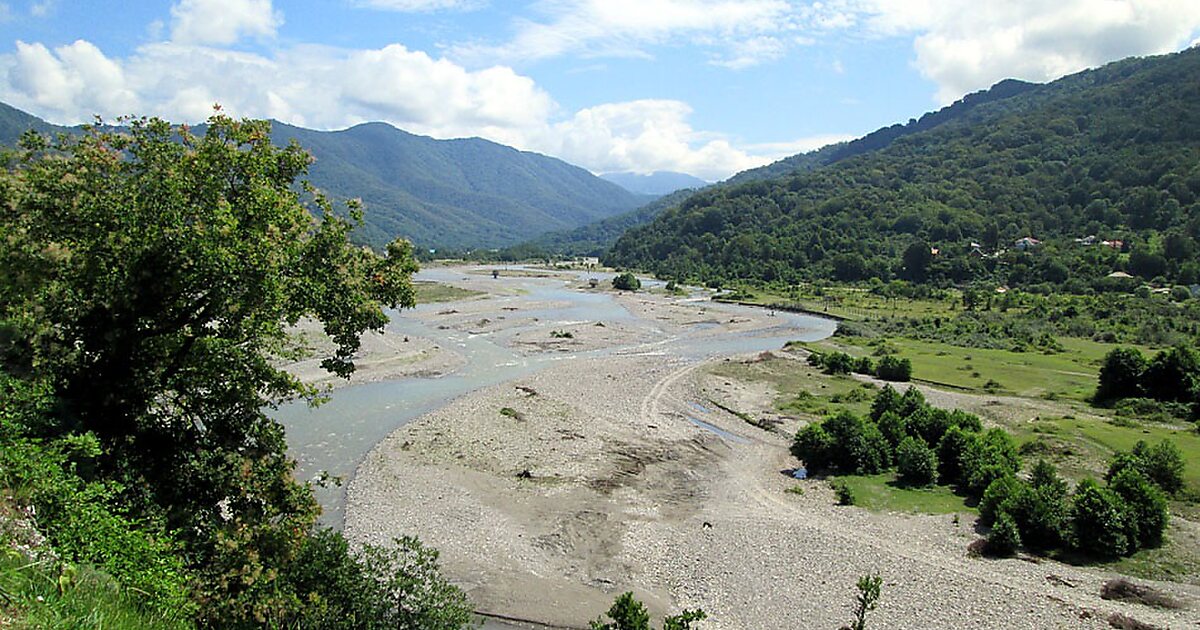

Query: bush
[[959, 428, 1021, 499], [896, 437, 938, 487], [612, 272, 641, 291], [1107, 440, 1186, 495], [1095, 347, 1148, 402], [832, 480, 857, 506], [978, 475, 1023, 527], [793, 412, 890, 475], [823, 351, 858, 375], [987, 511, 1022, 557], [1108, 468, 1169, 550], [875, 355, 913, 382], [1005, 484, 1068, 551], [869, 384, 903, 421], [935, 426, 975, 486], [1070, 479, 1131, 557]]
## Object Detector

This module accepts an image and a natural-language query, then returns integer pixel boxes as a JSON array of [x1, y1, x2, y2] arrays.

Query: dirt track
[[343, 272, 1199, 629]]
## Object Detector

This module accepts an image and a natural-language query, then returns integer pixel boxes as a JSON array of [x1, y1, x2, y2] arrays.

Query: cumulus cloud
[[0, 36, 790, 179], [170, 0, 281, 45], [863, 0, 1200, 103]]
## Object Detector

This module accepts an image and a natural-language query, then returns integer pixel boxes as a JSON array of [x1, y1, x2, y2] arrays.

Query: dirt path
[[343, 276, 1199, 629]]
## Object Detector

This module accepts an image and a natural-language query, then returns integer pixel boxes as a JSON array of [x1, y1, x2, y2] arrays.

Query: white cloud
[[30, 1, 53, 18], [7, 40, 138, 120], [0, 35, 795, 180], [862, 0, 1200, 103], [452, 0, 795, 64], [352, 0, 483, 11], [539, 99, 787, 180], [710, 36, 787, 69], [170, 0, 281, 46]]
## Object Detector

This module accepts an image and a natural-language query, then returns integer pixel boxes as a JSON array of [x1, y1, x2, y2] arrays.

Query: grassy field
[[720, 283, 963, 321], [709, 357, 879, 420], [414, 281, 484, 304], [832, 474, 974, 515], [793, 335, 1124, 402]]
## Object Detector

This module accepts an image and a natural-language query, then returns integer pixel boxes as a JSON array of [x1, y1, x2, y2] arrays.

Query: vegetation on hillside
[[0, 116, 473, 627], [607, 48, 1200, 293]]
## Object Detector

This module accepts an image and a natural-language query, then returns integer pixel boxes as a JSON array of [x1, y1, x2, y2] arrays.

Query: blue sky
[[1, 1, 1198, 180]]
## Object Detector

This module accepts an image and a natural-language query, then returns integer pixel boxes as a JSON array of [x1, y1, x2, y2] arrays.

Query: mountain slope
[[270, 122, 646, 249], [606, 49, 1200, 289], [0, 104, 645, 250], [600, 171, 708, 195], [521, 77, 1042, 258]]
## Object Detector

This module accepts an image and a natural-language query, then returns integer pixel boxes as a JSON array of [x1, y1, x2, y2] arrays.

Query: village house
[[1014, 236, 1041, 250]]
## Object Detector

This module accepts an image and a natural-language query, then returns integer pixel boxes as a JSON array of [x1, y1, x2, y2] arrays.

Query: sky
[[1, 1, 1198, 181]]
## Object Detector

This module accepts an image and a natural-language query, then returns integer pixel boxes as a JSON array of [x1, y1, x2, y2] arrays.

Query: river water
[[274, 267, 836, 527]]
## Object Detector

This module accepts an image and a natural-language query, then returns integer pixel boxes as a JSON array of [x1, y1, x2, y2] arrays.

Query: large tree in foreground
[[0, 114, 420, 623]]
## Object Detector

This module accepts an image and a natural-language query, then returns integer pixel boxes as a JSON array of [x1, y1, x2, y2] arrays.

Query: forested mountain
[[0, 104, 646, 250], [600, 170, 708, 195], [607, 49, 1200, 291], [515, 76, 1040, 258], [271, 122, 646, 249]]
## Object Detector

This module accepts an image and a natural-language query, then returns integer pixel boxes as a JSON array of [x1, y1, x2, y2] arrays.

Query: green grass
[[413, 281, 484, 304], [708, 357, 877, 419], [1011, 415, 1200, 491], [0, 551, 192, 629], [723, 284, 962, 322], [832, 474, 974, 515], [796, 335, 1138, 402]]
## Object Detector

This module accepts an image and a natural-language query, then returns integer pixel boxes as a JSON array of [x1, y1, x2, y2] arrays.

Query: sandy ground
[[279, 319, 466, 390], [343, 272, 1200, 629]]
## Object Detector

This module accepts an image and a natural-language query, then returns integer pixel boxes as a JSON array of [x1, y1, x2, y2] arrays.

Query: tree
[[1005, 484, 1068, 551], [612, 272, 642, 291], [1094, 347, 1146, 402], [869, 385, 902, 422], [591, 592, 706, 630], [1108, 440, 1186, 495], [1108, 468, 1169, 550], [1070, 479, 1131, 557], [875, 356, 912, 382], [0, 115, 419, 623], [901, 241, 933, 281], [849, 573, 882, 630], [1141, 345, 1200, 403], [987, 511, 1022, 557], [978, 475, 1022, 527], [896, 436, 938, 487]]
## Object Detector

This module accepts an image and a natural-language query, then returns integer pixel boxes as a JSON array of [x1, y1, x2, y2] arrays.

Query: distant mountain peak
[[599, 171, 709, 196]]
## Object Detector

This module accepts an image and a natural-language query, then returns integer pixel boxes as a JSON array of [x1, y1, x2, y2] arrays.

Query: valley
[[282, 267, 1198, 629]]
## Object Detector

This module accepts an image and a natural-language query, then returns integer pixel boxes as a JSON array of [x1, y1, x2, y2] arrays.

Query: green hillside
[[0, 104, 645, 251], [606, 49, 1200, 291]]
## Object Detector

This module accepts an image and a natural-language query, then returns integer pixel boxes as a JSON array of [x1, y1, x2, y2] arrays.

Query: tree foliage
[[0, 114, 476, 626]]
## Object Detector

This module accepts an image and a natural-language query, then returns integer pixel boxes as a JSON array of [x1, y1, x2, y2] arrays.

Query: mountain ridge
[[0, 103, 645, 250]]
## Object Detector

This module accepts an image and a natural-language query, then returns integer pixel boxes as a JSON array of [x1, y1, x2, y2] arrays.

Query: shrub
[[896, 437, 938, 487], [1095, 347, 1148, 402], [876, 411, 907, 450], [1005, 484, 1068, 551], [612, 272, 641, 291], [854, 356, 875, 375], [875, 356, 913, 382], [959, 428, 1021, 498], [1070, 479, 1131, 557], [1100, 578, 1181, 609], [869, 385, 903, 421], [978, 475, 1023, 527], [987, 511, 1022, 557], [1107, 440, 1186, 495], [791, 423, 834, 472], [1108, 468, 1169, 550], [935, 426, 975, 486], [832, 480, 856, 506], [822, 351, 857, 375]]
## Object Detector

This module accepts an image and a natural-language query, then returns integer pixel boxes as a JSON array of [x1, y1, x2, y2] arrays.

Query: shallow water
[[274, 267, 835, 526]]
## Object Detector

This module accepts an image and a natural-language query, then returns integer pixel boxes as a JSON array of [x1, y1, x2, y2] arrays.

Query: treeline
[[0, 118, 473, 627], [1096, 345, 1200, 418], [606, 48, 1200, 293], [793, 386, 1183, 558], [806, 349, 912, 382]]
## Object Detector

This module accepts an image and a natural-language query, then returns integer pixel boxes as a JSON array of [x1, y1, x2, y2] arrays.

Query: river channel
[[274, 267, 836, 528]]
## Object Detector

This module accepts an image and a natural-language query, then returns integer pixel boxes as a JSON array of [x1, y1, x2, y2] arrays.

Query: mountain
[[606, 48, 1200, 290], [0, 103, 646, 250], [270, 122, 647, 249], [600, 171, 708, 195], [517, 76, 1041, 258]]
